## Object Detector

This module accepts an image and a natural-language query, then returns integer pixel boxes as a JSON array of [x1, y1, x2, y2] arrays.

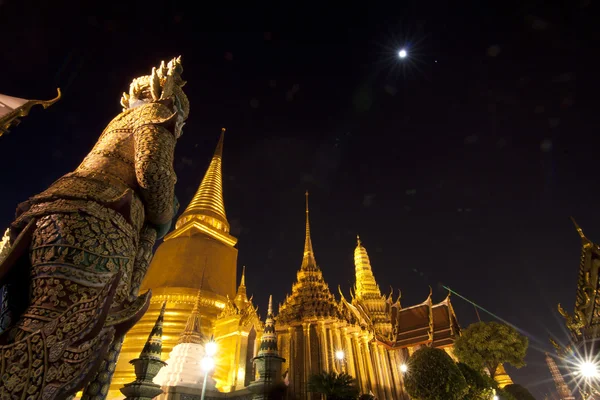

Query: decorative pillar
[[120, 303, 168, 400], [352, 332, 368, 393], [318, 321, 329, 372], [362, 335, 377, 395], [377, 345, 394, 400], [302, 322, 312, 399], [342, 328, 356, 379]]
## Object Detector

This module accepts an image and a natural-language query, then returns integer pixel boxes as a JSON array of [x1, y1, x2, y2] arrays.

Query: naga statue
[[0, 57, 189, 399]]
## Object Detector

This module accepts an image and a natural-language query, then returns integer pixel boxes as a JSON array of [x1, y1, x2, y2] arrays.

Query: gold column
[[389, 349, 403, 399], [303, 322, 312, 398], [318, 321, 329, 372], [327, 326, 337, 373], [287, 326, 295, 393], [378, 345, 394, 399], [352, 332, 368, 393], [370, 342, 385, 399], [342, 327, 356, 379], [362, 335, 377, 395]]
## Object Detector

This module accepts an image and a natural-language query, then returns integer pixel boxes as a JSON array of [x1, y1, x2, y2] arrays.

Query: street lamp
[[400, 363, 408, 373], [335, 350, 345, 361], [579, 361, 599, 378], [200, 340, 217, 400], [492, 395, 499, 400]]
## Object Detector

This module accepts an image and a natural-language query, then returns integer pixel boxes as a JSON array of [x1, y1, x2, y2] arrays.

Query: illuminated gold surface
[[493, 364, 514, 389], [111, 130, 240, 399], [0, 88, 61, 136], [275, 194, 460, 399]]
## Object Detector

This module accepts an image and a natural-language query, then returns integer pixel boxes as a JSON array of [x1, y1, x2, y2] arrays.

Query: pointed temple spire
[[234, 266, 249, 310], [139, 302, 167, 361], [545, 353, 575, 400], [121, 302, 168, 399], [277, 193, 340, 325], [248, 295, 285, 399], [301, 191, 317, 271], [257, 295, 278, 357], [178, 290, 206, 345], [172, 128, 236, 246], [570, 216, 588, 241], [354, 235, 382, 300]]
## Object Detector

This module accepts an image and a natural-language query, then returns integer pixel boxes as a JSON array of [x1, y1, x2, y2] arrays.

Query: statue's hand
[[150, 196, 179, 240]]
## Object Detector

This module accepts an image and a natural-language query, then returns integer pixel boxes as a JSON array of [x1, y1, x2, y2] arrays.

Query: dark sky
[[1, 1, 599, 398]]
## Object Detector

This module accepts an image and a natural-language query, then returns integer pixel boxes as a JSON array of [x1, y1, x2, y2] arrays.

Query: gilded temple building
[[110, 130, 465, 399], [274, 193, 462, 399]]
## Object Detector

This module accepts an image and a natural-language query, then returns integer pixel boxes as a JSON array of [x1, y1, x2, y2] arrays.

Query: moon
[[398, 49, 407, 59]]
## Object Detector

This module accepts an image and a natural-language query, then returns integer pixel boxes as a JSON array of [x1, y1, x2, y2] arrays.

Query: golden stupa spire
[[354, 235, 382, 300], [301, 191, 317, 270], [171, 128, 236, 246]]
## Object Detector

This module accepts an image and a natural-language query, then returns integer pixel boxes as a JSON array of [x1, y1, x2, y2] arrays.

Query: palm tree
[[308, 372, 360, 400]]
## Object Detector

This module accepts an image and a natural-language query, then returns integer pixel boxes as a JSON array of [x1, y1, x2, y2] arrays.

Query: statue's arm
[[134, 123, 177, 226]]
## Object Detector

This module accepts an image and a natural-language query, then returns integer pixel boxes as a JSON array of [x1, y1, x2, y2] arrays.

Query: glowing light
[[335, 350, 345, 361], [398, 49, 407, 59], [579, 361, 599, 378], [492, 396, 499, 400], [400, 364, 408, 373], [201, 356, 215, 372], [205, 341, 217, 357]]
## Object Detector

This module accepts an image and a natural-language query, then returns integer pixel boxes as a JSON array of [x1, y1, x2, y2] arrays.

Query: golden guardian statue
[[0, 57, 189, 399]]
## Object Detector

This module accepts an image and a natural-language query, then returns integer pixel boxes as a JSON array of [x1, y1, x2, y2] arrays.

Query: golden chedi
[[111, 128, 243, 398]]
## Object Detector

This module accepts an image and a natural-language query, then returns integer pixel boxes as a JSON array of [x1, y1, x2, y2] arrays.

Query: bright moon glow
[[335, 350, 345, 360], [398, 49, 407, 59], [205, 341, 217, 357], [580, 361, 599, 378], [400, 364, 408, 373], [201, 356, 215, 371]]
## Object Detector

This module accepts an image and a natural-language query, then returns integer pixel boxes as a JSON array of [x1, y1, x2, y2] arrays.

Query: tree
[[454, 321, 528, 379], [404, 347, 468, 400], [503, 384, 536, 400], [457, 362, 496, 400], [308, 372, 359, 400]]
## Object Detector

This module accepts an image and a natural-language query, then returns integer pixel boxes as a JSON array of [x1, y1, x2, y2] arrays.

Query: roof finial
[[268, 294, 273, 315], [356, 234, 361, 246], [301, 191, 317, 270], [570, 216, 586, 239], [241, 265, 246, 287], [305, 190, 309, 214]]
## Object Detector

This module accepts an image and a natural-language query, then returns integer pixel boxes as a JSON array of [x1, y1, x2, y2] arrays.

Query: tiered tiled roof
[[276, 192, 340, 325]]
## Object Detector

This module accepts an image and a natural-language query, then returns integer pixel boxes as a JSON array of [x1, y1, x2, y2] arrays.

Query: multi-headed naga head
[[120, 56, 190, 137]]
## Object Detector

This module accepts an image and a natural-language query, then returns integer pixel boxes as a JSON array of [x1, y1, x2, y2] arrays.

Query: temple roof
[[373, 291, 459, 349], [276, 193, 341, 326], [168, 129, 237, 246]]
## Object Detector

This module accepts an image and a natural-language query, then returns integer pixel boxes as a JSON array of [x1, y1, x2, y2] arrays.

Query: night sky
[[1, 1, 598, 398]]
